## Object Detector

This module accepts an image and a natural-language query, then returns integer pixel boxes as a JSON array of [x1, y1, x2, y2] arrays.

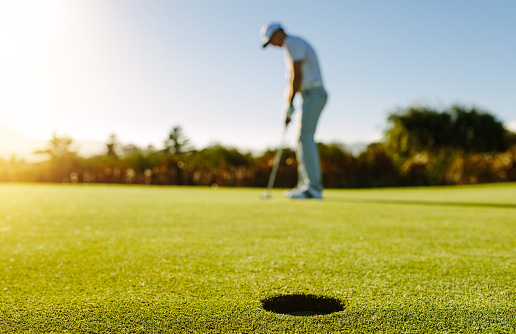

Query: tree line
[[1, 105, 515, 187]]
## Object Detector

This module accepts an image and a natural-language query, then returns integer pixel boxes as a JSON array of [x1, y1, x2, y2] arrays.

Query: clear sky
[[1, 0, 515, 154]]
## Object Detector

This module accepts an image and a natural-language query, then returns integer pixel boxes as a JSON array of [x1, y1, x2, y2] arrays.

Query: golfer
[[261, 23, 328, 199]]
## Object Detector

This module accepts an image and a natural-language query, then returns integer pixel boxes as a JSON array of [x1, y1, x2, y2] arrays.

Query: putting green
[[1, 183, 515, 332]]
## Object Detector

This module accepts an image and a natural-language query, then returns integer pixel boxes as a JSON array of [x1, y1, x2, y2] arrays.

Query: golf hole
[[261, 294, 345, 316]]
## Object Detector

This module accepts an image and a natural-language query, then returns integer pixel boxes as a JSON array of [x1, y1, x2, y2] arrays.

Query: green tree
[[106, 133, 120, 158], [318, 143, 357, 188], [164, 126, 192, 155], [356, 143, 398, 187], [34, 132, 76, 160], [385, 105, 508, 155], [34, 133, 79, 182], [385, 106, 452, 157], [449, 106, 507, 152]]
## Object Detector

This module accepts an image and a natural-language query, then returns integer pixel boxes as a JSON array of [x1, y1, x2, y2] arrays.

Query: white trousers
[[297, 86, 328, 196]]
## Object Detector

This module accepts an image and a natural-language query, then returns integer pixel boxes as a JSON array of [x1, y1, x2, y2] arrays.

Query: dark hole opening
[[261, 294, 345, 316]]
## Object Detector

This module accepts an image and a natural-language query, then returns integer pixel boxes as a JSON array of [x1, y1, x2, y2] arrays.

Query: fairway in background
[[1, 183, 515, 332]]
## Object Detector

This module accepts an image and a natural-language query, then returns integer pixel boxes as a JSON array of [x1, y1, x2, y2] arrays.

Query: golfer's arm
[[288, 61, 302, 104]]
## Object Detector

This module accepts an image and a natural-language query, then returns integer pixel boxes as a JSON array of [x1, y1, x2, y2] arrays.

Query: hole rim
[[261, 294, 345, 316]]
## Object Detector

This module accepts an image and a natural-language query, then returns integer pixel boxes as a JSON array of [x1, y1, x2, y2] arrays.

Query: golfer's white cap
[[261, 22, 283, 48]]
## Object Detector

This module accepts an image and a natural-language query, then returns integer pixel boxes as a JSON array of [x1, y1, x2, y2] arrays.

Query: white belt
[[302, 80, 323, 91]]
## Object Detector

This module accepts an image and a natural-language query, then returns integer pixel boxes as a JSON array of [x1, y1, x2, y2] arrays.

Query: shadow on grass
[[325, 197, 516, 209]]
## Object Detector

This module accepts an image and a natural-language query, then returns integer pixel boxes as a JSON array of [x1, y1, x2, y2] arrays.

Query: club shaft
[[266, 147, 283, 191], [266, 126, 288, 193]]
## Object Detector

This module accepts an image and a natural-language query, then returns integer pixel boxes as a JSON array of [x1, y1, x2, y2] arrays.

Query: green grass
[[1, 183, 515, 333]]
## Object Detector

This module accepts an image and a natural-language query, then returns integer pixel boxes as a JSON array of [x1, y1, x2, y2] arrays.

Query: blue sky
[[1, 0, 515, 154]]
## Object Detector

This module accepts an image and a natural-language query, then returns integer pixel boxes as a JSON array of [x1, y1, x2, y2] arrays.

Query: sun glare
[[0, 0, 64, 139], [508, 121, 516, 133], [0, 0, 118, 141]]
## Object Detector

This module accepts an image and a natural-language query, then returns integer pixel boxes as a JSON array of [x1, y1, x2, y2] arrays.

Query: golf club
[[261, 124, 288, 199]]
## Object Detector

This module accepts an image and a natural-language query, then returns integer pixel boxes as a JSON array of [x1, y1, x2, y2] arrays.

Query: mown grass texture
[[0, 183, 515, 333]]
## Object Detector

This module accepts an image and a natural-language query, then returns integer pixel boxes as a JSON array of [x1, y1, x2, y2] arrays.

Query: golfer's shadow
[[324, 197, 516, 209]]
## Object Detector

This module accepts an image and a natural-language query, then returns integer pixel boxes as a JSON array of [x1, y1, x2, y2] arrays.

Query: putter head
[[261, 192, 270, 200]]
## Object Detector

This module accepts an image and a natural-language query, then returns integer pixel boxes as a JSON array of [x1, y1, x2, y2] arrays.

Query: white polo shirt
[[284, 35, 323, 91]]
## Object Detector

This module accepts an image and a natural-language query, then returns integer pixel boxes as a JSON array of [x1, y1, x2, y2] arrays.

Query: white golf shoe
[[284, 188, 322, 200]]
